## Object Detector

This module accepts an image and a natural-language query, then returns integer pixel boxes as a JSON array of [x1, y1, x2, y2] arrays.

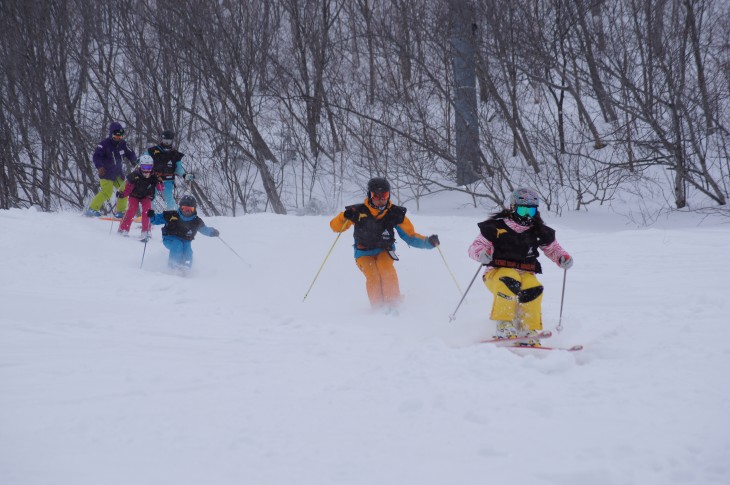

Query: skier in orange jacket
[[330, 177, 439, 309]]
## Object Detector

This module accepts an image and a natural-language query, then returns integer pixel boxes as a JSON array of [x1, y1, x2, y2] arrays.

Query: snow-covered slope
[[1, 206, 729, 485]]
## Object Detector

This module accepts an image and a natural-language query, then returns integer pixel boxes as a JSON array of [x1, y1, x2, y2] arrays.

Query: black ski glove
[[427, 234, 440, 247], [147, 209, 155, 218], [116, 191, 125, 199], [343, 207, 359, 222]]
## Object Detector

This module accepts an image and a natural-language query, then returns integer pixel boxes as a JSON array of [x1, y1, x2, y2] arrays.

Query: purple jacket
[[92, 122, 138, 180]]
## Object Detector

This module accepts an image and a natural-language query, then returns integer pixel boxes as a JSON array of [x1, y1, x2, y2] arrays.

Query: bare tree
[[1, 0, 727, 217]]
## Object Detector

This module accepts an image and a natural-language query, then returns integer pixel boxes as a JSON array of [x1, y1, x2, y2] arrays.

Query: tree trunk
[[450, 8, 480, 185]]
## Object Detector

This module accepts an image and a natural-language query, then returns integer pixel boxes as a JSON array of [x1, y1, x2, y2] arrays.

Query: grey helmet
[[510, 187, 539, 226], [510, 187, 539, 207]]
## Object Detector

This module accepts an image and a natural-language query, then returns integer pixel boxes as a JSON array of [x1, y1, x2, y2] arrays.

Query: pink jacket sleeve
[[468, 234, 494, 262], [541, 240, 570, 266], [121, 182, 135, 198]]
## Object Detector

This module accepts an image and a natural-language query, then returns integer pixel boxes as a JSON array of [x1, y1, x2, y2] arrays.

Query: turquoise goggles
[[515, 205, 537, 217]]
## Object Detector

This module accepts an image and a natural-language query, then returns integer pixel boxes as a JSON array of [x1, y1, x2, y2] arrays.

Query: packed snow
[[1, 199, 729, 485]]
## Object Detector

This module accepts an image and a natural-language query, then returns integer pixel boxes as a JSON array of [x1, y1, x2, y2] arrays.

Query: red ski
[[509, 343, 583, 352]]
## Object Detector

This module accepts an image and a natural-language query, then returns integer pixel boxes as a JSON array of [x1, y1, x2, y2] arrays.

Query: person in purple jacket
[[85, 121, 138, 218]]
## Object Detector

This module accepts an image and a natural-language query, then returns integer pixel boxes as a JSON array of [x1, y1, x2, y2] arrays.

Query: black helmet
[[178, 194, 197, 209], [367, 177, 390, 194], [160, 130, 175, 147]]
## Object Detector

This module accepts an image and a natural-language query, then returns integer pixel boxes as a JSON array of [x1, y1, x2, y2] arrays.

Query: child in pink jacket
[[117, 154, 162, 241], [468, 187, 573, 346]]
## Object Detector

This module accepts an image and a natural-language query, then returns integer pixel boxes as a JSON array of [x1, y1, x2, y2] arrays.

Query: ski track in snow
[[1, 207, 729, 485]]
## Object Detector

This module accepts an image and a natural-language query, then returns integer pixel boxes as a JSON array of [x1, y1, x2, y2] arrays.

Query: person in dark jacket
[[148, 194, 219, 271], [117, 154, 162, 241], [467, 187, 574, 346], [329, 177, 439, 310], [85, 121, 138, 217], [143, 130, 194, 210]]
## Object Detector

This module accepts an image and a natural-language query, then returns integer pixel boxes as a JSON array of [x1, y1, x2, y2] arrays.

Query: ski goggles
[[371, 191, 389, 200], [515, 205, 537, 217], [180, 205, 195, 213], [140, 164, 153, 173], [112, 130, 125, 138]]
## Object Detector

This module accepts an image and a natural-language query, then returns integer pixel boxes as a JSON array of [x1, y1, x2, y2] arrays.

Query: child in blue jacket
[[143, 130, 194, 210], [147, 194, 219, 270]]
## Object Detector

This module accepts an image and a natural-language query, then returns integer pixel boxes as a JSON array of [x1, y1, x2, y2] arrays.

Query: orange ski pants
[[355, 251, 401, 307]]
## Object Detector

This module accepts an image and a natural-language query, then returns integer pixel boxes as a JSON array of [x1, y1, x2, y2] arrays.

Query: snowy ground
[[1, 202, 729, 485]]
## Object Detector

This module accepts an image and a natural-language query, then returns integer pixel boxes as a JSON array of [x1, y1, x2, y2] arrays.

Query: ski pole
[[448, 264, 483, 322], [109, 195, 117, 234], [303, 221, 348, 302], [218, 236, 250, 267], [556, 268, 567, 333], [140, 237, 148, 269], [109, 192, 123, 234], [436, 246, 463, 295]]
